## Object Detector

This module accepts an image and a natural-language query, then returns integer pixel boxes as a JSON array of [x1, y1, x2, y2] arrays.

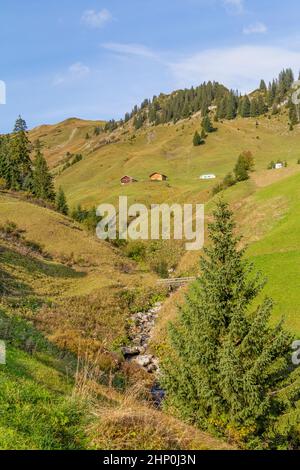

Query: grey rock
[[134, 355, 153, 368], [121, 347, 140, 357]]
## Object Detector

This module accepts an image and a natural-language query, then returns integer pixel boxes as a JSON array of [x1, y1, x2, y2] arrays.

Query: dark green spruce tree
[[193, 131, 203, 147], [240, 96, 251, 118], [0, 135, 16, 188], [32, 141, 55, 201], [217, 97, 227, 120], [56, 187, 69, 215], [201, 115, 214, 133], [250, 98, 259, 118], [10, 116, 32, 190], [257, 95, 268, 115], [226, 92, 237, 120], [259, 79, 267, 93], [289, 102, 299, 126], [161, 200, 300, 448]]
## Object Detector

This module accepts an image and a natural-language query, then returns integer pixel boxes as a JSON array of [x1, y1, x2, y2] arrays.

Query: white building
[[200, 174, 216, 180], [275, 163, 283, 170]]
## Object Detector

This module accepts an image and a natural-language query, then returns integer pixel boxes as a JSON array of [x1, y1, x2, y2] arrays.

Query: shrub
[[152, 259, 169, 279], [126, 241, 147, 262]]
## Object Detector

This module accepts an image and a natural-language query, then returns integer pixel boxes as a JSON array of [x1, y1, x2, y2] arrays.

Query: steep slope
[[0, 193, 232, 450], [0, 192, 157, 354], [29, 117, 105, 169], [152, 169, 300, 372], [52, 112, 300, 209], [28, 107, 300, 338]]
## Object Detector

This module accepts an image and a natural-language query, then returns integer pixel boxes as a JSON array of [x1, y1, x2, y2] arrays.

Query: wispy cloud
[[81, 9, 112, 29], [243, 22, 267, 35], [102, 42, 157, 59], [53, 62, 90, 86], [169, 45, 300, 93], [222, 0, 244, 14]]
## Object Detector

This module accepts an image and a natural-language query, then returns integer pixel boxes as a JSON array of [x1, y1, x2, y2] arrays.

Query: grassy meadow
[[1, 105, 300, 449]]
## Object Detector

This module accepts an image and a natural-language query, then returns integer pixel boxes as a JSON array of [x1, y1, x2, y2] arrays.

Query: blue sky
[[1, 0, 300, 132]]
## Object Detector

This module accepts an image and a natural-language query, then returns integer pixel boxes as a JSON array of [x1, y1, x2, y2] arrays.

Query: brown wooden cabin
[[149, 172, 168, 182], [121, 175, 138, 185]]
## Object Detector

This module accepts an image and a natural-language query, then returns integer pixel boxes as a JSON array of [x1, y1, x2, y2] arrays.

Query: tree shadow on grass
[[0, 309, 119, 409], [0, 262, 34, 297], [0, 246, 87, 280]]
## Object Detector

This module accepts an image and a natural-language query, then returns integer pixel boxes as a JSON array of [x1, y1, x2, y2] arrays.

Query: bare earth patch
[[252, 167, 300, 188]]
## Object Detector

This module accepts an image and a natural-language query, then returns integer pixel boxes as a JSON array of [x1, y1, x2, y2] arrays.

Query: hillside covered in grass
[[0, 192, 233, 450], [2, 68, 300, 449]]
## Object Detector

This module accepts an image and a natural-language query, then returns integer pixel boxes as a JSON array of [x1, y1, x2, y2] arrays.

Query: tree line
[[120, 68, 299, 130]]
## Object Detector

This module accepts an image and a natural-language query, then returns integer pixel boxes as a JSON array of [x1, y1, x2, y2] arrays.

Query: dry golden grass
[[29, 117, 106, 168], [0, 192, 156, 298], [252, 166, 300, 188], [88, 383, 234, 450]]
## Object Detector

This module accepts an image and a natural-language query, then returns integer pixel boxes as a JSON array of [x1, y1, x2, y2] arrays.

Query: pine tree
[[10, 116, 32, 190], [201, 99, 208, 117], [56, 187, 69, 215], [32, 141, 55, 201], [289, 102, 299, 125], [193, 131, 203, 146], [257, 95, 267, 115], [250, 98, 259, 118], [182, 101, 190, 119], [226, 93, 237, 120], [234, 154, 250, 181], [161, 200, 299, 448], [0, 135, 16, 188], [240, 96, 251, 118], [217, 97, 227, 120], [201, 115, 214, 133], [14, 115, 27, 132], [259, 79, 267, 93]]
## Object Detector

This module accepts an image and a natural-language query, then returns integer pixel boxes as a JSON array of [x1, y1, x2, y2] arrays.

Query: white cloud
[[223, 0, 244, 13], [81, 9, 112, 29], [243, 22, 267, 35], [169, 45, 300, 93], [102, 42, 157, 59], [69, 62, 90, 77], [53, 62, 90, 86]]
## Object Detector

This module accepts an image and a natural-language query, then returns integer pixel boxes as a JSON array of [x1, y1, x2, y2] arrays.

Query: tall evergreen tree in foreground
[[32, 140, 55, 201], [56, 187, 69, 215], [162, 200, 300, 448]]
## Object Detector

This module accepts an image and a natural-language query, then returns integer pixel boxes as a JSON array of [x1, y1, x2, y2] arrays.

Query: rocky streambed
[[122, 302, 165, 405]]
